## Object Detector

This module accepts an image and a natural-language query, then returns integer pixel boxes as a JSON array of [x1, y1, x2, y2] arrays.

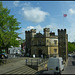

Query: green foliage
[[68, 42, 75, 53], [0, 2, 21, 52]]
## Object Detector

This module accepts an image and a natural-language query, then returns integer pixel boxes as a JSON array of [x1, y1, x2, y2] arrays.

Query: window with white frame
[[54, 49, 57, 53], [54, 40, 57, 45]]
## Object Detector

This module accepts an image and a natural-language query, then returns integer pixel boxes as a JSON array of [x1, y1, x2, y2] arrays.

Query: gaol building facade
[[25, 28, 68, 61]]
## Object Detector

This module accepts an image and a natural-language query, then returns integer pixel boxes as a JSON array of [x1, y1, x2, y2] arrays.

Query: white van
[[47, 57, 64, 74]]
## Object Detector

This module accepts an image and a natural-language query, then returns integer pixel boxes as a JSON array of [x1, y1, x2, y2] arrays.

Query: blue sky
[[2, 1, 75, 42]]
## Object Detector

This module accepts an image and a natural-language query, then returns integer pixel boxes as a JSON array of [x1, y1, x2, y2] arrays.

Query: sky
[[2, 1, 75, 42]]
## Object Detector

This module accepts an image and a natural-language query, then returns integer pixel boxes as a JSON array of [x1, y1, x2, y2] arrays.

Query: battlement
[[58, 29, 66, 33], [50, 32, 55, 36], [25, 31, 31, 33], [30, 29, 36, 33], [43, 28, 50, 32], [25, 29, 36, 33]]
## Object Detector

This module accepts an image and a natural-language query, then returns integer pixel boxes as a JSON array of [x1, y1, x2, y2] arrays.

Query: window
[[62, 61, 63, 65], [32, 41, 34, 45], [37, 41, 38, 45], [38, 41, 41, 45], [54, 49, 57, 53], [54, 40, 57, 45], [13, 50, 14, 52], [16, 50, 17, 53], [47, 40, 48, 42]]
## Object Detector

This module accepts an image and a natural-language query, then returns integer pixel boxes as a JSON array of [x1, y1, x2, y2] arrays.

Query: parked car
[[0, 53, 8, 59], [68, 54, 72, 57]]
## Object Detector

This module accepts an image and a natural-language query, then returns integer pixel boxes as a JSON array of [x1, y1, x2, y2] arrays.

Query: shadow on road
[[72, 61, 75, 66], [72, 55, 75, 60], [35, 70, 47, 75]]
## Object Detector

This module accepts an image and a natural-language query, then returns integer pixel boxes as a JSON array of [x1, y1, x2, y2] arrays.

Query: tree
[[68, 42, 75, 53], [0, 2, 21, 53]]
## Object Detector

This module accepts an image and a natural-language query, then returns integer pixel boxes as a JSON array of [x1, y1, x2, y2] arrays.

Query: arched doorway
[[38, 50, 42, 57]]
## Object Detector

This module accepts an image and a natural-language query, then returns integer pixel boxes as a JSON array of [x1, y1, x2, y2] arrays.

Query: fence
[[25, 58, 48, 66]]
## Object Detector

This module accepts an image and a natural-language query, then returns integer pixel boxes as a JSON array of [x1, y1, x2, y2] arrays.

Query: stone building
[[25, 28, 68, 62], [58, 29, 68, 62], [25, 28, 58, 57]]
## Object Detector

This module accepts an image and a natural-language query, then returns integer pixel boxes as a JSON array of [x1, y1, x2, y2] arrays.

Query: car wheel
[[62, 68, 64, 71]]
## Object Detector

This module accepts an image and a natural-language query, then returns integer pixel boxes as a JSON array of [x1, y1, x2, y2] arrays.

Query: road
[[62, 54, 75, 74], [0, 57, 37, 74], [1, 54, 75, 74]]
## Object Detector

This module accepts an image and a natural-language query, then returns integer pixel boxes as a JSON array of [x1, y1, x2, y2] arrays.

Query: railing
[[25, 58, 48, 66]]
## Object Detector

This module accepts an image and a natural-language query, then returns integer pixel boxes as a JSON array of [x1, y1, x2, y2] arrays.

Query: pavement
[[1, 54, 75, 74], [62, 54, 75, 74], [0, 57, 38, 74]]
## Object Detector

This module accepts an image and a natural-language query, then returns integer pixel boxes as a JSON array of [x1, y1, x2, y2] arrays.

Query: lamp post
[[49, 40, 51, 58], [50, 42, 51, 57]]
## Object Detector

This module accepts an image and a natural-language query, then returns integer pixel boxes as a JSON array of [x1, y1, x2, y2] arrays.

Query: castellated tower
[[58, 29, 68, 62], [30, 29, 36, 37], [25, 29, 36, 56], [43, 28, 50, 37]]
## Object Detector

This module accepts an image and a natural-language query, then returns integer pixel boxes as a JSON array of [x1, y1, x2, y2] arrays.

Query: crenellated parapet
[[50, 32, 55, 36], [25, 29, 36, 33], [58, 29, 66, 33], [30, 29, 36, 33], [25, 31, 31, 33], [43, 28, 50, 37], [43, 28, 50, 32]]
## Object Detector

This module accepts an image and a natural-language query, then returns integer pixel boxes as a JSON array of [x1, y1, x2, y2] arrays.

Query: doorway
[[38, 50, 42, 57]]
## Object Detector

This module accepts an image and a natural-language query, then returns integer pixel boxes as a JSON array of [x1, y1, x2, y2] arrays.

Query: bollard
[[31, 59, 32, 66], [37, 59, 38, 66], [26, 59, 27, 65]]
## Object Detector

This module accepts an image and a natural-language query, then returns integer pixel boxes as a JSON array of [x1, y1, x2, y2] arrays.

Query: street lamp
[[49, 41, 51, 58], [50, 42, 51, 57]]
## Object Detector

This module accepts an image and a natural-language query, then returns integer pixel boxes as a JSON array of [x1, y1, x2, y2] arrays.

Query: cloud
[[22, 26, 34, 33], [46, 25, 57, 31], [21, 7, 49, 23], [69, 8, 75, 15], [22, 25, 42, 33], [27, 26, 34, 30], [13, 1, 19, 7], [35, 25, 43, 32], [22, 24, 57, 34], [66, 8, 75, 42], [21, 23, 58, 39]]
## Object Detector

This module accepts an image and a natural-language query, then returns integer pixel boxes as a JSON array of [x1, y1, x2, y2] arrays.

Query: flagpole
[[63, 14, 64, 29], [63, 14, 67, 29], [63, 13, 64, 29]]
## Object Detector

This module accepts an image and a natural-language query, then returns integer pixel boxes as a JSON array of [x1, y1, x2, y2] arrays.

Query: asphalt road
[[62, 54, 75, 74]]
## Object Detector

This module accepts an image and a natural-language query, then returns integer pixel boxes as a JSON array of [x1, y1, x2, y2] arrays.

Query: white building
[[8, 37, 22, 54], [8, 47, 21, 54]]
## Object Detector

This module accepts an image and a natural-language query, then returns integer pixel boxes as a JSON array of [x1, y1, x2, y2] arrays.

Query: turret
[[58, 29, 68, 62], [30, 29, 36, 37], [43, 28, 50, 37]]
